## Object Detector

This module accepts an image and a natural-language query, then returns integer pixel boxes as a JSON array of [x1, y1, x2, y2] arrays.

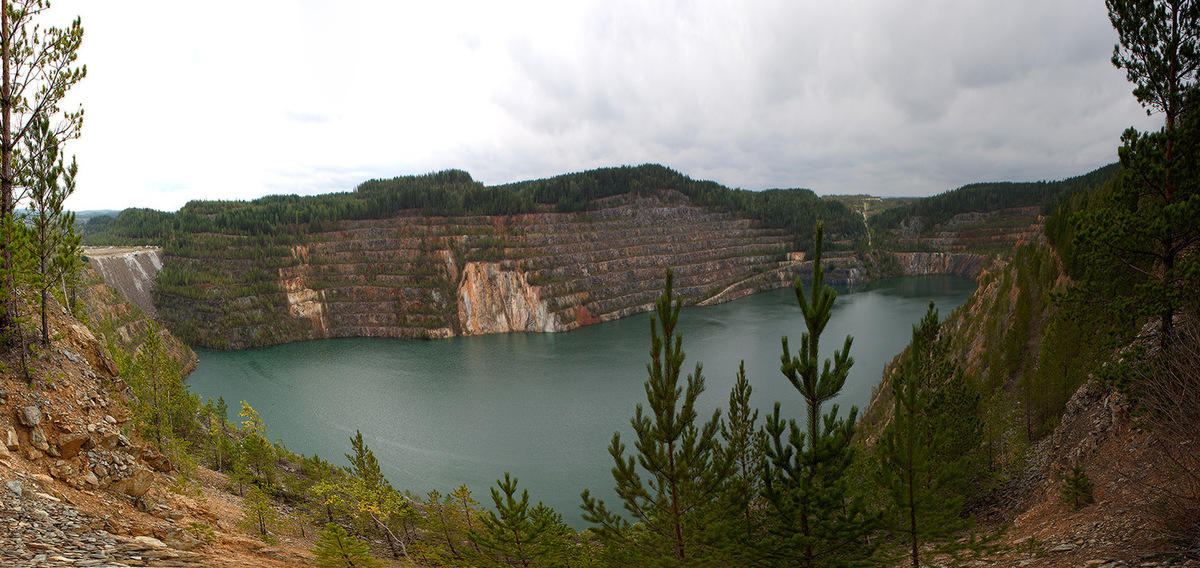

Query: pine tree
[[1060, 465, 1095, 510], [580, 270, 732, 566], [0, 0, 86, 333], [314, 432, 410, 561], [720, 361, 766, 545], [471, 473, 549, 568], [876, 302, 972, 568], [313, 523, 379, 568], [239, 485, 280, 543], [20, 115, 79, 344], [1071, 0, 1200, 350], [125, 329, 196, 446], [346, 430, 389, 492], [760, 223, 875, 567]]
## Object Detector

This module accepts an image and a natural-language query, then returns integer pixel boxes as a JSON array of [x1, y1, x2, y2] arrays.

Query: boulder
[[160, 528, 204, 551], [109, 469, 154, 498], [19, 405, 42, 427], [80, 472, 99, 488], [141, 447, 173, 472], [5, 427, 17, 451], [132, 536, 166, 549], [57, 432, 92, 459], [49, 460, 73, 480], [99, 431, 122, 449], [29, 426, 50, 451]]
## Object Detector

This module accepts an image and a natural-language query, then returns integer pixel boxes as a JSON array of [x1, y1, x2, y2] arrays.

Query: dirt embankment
[[0, 293, 310, 567]]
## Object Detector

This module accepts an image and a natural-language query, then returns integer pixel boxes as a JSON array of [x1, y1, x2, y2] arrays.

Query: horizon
[[65, 160, 1118, 215], [51, 0, 1159, 213]]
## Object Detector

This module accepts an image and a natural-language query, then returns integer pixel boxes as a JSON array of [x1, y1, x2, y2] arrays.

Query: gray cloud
[[57, 0, 1161, 211], [473, 0, 1155, 196]]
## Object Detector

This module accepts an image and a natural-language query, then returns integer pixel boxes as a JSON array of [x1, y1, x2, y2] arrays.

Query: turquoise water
[[187, 275, 975, 527]]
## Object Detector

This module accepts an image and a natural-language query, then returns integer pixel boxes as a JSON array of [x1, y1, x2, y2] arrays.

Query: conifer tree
[[876, 302, 972, 567], [0, 0, 86, 333], [313, 523, 379, 568], [761, 223, 874, 567], [126, 329, 196, 446], [1060, 465, 1095, 510], [346, 430, 389, 492], [239, 485, 280, 543], [1071, 0, 1200, 350], [580, 270, 732, 566], [315, 432, 410, 561], [720, 361, 766, 543], [21, 115, 79, 344], [472, 473, 549, 568]]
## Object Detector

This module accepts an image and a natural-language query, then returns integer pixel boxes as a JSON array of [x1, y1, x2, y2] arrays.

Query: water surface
[[188, 275, 975, 527]]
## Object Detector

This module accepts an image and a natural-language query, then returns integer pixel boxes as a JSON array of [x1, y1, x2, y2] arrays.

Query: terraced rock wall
[[155, 192, 802, 349]]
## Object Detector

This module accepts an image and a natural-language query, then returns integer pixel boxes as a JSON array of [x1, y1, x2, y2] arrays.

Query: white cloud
[[51, 0, 1158, 212]]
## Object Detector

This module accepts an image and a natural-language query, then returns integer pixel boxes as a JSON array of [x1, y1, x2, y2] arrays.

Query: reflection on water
[[188, 275, 975, 527]]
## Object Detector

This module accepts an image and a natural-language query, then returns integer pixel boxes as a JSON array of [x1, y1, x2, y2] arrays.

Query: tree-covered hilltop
[[81, 164, 864, 250], [869, 163, 1120, 235]]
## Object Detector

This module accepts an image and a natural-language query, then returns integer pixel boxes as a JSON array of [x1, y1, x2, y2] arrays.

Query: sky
[[50, 0, 1161, 212]]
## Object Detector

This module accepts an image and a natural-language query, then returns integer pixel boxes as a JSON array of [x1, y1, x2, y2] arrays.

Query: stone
[[81, 472, 99, 488], [29, 426, 50, 451], [141, 448, 172, 472], [6, 480, 21, 496], [109, 469, 154, 498], [1049, 543, 1075, 552], [132, 536, 166, 549], [57, 432, 92, 459], [99, 432, 122, 449], [160, 528, 203, 551], [19, 405, 43, 426], [5, 427, 18, 450], [49, 460, 73, 480]]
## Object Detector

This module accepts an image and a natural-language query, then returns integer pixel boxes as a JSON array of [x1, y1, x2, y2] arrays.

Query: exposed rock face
[[18, 405, 42, 427], [457, 262, 557, 334], [83, 246, 162, 318], [891, 252, 988, 279], [78, 261, 197, 373], [156, 191, 803, 348]]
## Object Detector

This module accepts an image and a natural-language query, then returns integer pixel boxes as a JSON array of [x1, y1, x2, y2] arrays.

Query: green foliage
[[876, 303, 975, 567], [1068, 0, 1200, 350], [0, 0, 86, 332], [20, 115, 82, 344], [760, 224, 875, 568], [471, 473, 554, 567], [580, 270, 733, 566], [124, 329, 198, 447], [720, 361, 767, 544], [1060, 465, 1095, 511], [345, 430, 389, 492], [313, 523, 379, 568], [315, 433, 413, 560], [239, 485, 281, 543], [870, 165, 1120, 234]]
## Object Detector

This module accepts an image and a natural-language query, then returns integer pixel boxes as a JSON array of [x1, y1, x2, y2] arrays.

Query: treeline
[[81, 164, 863, 249], [870, 163, 1120, 233]]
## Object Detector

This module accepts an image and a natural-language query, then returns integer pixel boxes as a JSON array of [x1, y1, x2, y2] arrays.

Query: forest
[[5, 0, 1196, 565], [868, 163, 1120, 234], [98, 0, 1199, 563], [81, 164, 864, 250]]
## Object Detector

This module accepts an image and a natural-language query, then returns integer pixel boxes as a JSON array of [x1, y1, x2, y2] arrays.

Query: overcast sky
[[51, 0, 1159, 212]]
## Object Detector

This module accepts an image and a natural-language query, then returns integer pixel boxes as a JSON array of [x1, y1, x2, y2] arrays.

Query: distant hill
[[79, 164, 865, 251], [870, 164, 1119, 233]]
